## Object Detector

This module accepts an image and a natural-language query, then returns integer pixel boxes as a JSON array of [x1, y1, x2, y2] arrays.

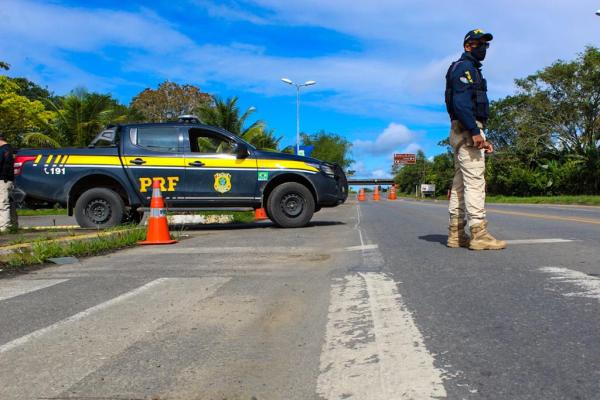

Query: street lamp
[[281, 78, 317, 155]]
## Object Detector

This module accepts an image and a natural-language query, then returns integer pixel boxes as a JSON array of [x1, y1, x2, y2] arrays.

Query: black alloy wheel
[[74, 188, 125, 228], [267, 182, 315, 228]]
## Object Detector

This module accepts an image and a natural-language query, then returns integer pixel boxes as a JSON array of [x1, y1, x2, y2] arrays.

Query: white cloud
[[402, 143, 422, 154], [2, 0, 600, 123], [371, 169, 391, 179], [353, 123, 415, 155]]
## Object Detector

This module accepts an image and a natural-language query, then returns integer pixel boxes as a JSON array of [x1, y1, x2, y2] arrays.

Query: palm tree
[[249, 128, 282, 151], [52, 89, 121, 146], [197, 95, 282, 150], [197, 96, 264, 137]]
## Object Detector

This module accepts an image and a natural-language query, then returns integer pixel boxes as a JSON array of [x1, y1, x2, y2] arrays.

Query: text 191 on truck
[[14, 117, 348, 228]]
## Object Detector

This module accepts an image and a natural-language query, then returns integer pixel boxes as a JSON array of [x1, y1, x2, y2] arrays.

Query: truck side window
[[188, 129, 235, 154], [131, 127, 179, 152]]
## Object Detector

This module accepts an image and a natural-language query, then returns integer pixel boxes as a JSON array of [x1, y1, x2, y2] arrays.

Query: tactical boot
[[447, 218, 470, 248], [469, 221, 507, 250]]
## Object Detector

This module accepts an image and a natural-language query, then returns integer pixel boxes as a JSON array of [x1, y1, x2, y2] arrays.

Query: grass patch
[[393, 193, 600, 206], [17, 208, 68, 216], [1, 225, 146, 269], [485, 195, 600, 206], [193, 210, 254, 221]]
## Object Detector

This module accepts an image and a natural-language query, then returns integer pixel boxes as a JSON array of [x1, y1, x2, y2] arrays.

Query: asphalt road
[[1, 199, 599, 399]]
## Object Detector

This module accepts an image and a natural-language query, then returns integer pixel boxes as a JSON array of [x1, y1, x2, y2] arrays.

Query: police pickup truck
[[15, 117, 348, 228]]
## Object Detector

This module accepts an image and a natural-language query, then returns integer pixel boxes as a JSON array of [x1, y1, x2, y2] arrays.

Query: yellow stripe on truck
[[66, 155, 123, 165], [258, 159, 319, 172], [60, 154, 318, 172]]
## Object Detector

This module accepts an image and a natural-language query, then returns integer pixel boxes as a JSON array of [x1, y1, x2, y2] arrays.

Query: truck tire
[[266, 182, 314, 228], [74, 188, 125, 228]]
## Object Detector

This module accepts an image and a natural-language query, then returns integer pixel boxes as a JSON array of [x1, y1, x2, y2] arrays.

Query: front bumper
[[314, 165, 348, 206]]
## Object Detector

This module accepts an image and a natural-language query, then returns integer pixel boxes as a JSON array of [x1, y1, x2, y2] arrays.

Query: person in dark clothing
[[0, 134, 16, 232], [445, 29, 506, 250]]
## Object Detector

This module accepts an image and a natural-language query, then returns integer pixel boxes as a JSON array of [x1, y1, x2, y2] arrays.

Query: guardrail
[[347, 179, 395, 185]]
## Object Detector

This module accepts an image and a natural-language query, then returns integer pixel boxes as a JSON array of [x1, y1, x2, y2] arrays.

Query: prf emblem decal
[[213, 172, 232, 193]]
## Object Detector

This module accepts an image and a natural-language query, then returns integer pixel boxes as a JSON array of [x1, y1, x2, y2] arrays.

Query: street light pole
[[281, 78, 316, 155]]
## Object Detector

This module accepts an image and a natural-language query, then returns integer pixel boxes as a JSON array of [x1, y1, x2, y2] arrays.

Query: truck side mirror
[[235, 143, 249, 158]]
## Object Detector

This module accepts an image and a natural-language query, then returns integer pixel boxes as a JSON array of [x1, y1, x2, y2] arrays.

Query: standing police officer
[[445, 29, 506, 250], [0, 134, 16, 232]]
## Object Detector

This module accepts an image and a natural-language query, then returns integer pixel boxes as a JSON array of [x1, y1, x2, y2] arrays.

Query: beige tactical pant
[[0, 180, 16, 232], [448, 120, 486, 226]]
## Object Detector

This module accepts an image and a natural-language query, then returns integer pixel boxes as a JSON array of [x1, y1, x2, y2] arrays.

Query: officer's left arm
[[451, 65, 480, 136]]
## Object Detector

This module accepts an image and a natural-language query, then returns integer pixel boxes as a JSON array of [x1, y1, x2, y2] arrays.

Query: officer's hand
[[483, 142, 494, 154], [472, 134, 485, 149]]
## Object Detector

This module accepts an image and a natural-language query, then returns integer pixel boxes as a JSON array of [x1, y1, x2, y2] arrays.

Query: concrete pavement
[[1, 200, 599, 399]]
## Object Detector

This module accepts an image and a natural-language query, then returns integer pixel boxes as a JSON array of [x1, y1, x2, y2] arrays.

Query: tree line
[[0, 62, 353, 169], [395, 46, 600, 196]]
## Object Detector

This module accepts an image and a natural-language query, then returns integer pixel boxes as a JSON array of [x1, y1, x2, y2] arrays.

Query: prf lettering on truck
[[139, 177, 180, 192]]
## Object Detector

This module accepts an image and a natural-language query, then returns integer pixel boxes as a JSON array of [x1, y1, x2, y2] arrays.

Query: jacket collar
[[460, 51, 481, 68]]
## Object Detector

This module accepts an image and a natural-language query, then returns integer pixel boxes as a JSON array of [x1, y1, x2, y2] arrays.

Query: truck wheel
[[267, 182, 314, 228], [74, 188, 125, 228]]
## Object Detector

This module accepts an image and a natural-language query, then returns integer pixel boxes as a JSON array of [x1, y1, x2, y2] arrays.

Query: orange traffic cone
[[139, 179, 177, 245], [389, 184, 397, 200], [254, 207, 268, 221], [358, 188, 366, 202], [373, 186, 380, 201]]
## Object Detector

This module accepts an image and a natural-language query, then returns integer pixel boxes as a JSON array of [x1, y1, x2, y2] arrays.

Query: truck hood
[[252, 149, 324, 165]]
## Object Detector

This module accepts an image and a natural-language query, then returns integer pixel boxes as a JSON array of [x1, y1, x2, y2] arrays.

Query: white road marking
[[317, 272, 446, 399], [345, 244, 379, 252], [504, 238, 574, 245], [0, 277, 229, 399], [0, 279, 68, 301], [539, 267, 600, 300], [355, 204, 365, 246]]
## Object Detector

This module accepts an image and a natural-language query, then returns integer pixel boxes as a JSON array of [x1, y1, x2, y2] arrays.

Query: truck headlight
[[320, 164, 336, 177]]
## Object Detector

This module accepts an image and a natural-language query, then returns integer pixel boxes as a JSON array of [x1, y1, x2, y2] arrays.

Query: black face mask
[[471, 45, 487, 61]]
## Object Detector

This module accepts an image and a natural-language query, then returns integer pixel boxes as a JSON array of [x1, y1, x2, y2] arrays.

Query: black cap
[[464, 29, 493, 44]]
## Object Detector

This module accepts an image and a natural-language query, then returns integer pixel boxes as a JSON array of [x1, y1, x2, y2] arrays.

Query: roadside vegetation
[[17, 207, 67, 216], [1, 62, 348, 163], [0, 225, 146, 270], [197, 210, 255, 224], [485, 195, 600, 206], [394, 47, 600, 199]]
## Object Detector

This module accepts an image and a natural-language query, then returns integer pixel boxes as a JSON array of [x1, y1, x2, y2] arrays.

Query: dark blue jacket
[[445, 52, 489, 135]]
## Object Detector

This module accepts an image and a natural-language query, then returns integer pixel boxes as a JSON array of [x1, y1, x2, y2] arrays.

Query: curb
[[0, 229, 134, 255]]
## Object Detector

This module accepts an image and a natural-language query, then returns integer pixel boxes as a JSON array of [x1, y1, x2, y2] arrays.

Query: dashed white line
[[539, 267, 600, 300], [505, 238, 574, 245], [317, 272, 447, 399], [0, 279, 68, 301], [0, 278, 167, 354], [0, 277, 229, 399], [345, 244, 379, 252], [318, 203, 446, 399]]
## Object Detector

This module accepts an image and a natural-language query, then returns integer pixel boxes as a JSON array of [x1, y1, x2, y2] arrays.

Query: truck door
[[122, 125, 185, 205], [182, 127, 258, 204]]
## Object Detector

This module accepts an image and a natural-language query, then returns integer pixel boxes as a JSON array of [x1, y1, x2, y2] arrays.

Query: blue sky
[[2, 0, 600, 178]]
